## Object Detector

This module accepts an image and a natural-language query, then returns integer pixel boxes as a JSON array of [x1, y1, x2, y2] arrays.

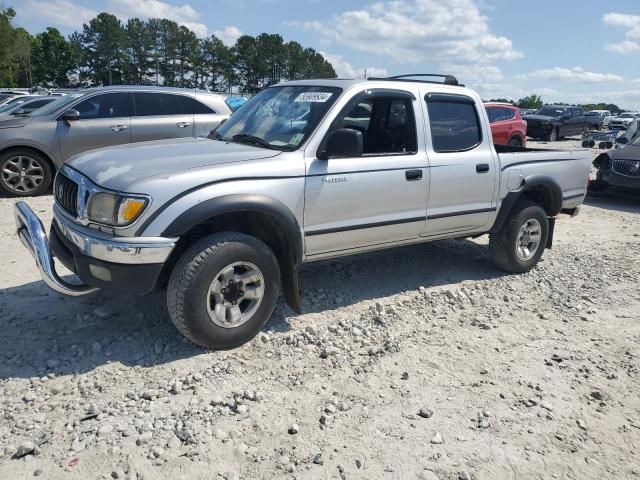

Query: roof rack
[[367, 73, 463, 87]]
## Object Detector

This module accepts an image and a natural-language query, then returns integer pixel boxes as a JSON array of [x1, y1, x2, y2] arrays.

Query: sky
[[11, 0, 640, 109]]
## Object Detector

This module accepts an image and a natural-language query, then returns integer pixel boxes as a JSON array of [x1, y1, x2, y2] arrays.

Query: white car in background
[[588, 110, 612, 128], [609, 112, 639, 130]]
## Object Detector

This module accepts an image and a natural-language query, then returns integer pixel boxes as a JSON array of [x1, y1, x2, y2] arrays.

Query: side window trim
[[55, 92, 131, 121], [317, 88, 419, 159], [425, 93, 483, 153]]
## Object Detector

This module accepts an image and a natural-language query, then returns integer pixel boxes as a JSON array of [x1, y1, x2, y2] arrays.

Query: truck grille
[[54, 173, 79, 216], [612, 160, 640, 177]]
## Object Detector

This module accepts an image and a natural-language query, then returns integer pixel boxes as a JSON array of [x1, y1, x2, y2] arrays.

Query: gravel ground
[[1, 138, 639, 480]]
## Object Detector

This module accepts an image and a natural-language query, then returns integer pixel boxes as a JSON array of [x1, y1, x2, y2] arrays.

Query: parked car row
[[0, 86, 243, 196]]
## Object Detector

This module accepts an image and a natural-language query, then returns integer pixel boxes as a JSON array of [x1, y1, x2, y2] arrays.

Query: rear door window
[[502, 107, 516, 120], [427, 95, 482, 152], [133, 92, 181, 116], [177, 95, 215, 114], [73, 93, 131, 120]]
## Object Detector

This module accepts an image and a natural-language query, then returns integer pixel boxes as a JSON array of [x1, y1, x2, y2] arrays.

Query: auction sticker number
[[295, 92, 333, 103]]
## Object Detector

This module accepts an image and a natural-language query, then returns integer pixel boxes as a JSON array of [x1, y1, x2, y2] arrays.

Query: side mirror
[[320, 128, 363, 159], [60, 109, 80, 122], [616, 136, 628, 145]]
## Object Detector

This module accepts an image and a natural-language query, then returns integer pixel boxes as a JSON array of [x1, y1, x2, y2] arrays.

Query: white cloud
[[213, 26, 243, 46], [321, 52, 387, 79], [16, 0, 97, 27], [603, 13, 640, 55], [106, 0, 208, 37], [565, 89, 640, 111], [605, 40, 640, 55], [519, 67, 624, 83], [603, 13, 640, 38], [295, 0, 522, 65]]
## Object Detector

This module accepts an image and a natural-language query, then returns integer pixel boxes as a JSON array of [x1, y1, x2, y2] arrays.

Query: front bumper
[[601, 171, 640, 192], [15, 202, 177, 297], [526, 124, 553, 138]]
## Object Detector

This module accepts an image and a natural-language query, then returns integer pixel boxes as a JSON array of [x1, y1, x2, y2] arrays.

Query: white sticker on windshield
[[294, 92, 333, 103]]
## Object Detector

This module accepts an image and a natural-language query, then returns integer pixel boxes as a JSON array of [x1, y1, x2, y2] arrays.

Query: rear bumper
[[15, 202, 177, 296]]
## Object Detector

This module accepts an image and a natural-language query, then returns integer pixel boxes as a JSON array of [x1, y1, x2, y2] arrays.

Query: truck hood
[[523, 114, 559, 123], [67, 137, 282, 191]]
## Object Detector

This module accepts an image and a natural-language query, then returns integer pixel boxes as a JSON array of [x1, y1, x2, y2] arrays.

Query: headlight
[[87, 193, 148, 226]]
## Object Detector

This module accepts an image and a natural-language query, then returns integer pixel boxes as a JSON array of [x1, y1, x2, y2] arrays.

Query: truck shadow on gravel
[[0, 238, 503, 380], [585, 191, 640, 214]]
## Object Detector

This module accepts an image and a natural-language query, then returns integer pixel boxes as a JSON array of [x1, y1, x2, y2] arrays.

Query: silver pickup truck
[[15, 74, 591, 350]]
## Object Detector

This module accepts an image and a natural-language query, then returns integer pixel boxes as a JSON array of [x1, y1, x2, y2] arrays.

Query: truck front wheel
[[489, 201, 549, 273], [167, 232, 281, 350]]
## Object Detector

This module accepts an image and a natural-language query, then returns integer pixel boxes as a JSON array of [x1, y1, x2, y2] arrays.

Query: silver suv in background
[[0, 86, 234, 197]]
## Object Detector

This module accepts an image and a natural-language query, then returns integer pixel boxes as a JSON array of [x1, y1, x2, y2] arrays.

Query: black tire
[[167, 232, 281, 350], [507, 136, 522, 147], [0, 149, 52, 197], [489, 201, 549, 273], [544, 129, 557, 142]]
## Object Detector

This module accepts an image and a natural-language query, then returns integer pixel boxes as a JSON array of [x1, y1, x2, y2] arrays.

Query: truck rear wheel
[[489, 201, 549, 273], [167, 232, 281, 350]]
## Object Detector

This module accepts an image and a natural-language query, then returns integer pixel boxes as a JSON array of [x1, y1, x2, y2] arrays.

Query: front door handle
[[476, 163, 490, 173], [110, 125, 128, 132], [405, 169, 423, 181], [176, 121, 192, 128]]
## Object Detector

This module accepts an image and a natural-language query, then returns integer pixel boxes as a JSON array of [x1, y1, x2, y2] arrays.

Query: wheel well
[[520, 187, 554, 216], [157, 210, 302, 311], [0, 146, 55, 170]]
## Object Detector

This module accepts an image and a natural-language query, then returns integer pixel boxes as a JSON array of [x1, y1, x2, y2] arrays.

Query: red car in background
[[484, 103, 527, 147]]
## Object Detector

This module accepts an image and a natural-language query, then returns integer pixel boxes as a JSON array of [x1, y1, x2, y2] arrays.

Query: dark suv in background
[[0, 86, 235, 197], [524, 105, 591, 141]]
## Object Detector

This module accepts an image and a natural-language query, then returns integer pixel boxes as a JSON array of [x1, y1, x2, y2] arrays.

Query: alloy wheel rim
[[206, 261, 265, 329], [516, 218, 542, 261], [1, 156, 44, 193]]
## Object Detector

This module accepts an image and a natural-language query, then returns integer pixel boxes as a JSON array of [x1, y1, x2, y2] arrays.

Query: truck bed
[[494, 144, 592, 209]]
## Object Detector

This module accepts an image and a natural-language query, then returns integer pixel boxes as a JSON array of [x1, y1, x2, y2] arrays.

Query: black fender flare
[[490, 174, 563, 236], [163, 194, 303, 313]]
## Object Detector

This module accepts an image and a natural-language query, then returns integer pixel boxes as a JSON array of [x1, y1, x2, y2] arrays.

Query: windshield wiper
[[231, 133, 279, 150]]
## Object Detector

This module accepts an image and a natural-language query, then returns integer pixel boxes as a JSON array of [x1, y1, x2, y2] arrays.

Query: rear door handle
[[476, 163, 490, 173], [176, 121, 192, 128], [405, 169, 423, 181], [110, 125, 128, 132]]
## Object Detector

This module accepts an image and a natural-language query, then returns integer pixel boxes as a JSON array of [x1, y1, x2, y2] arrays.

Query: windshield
[[0, 101, 25, 113], [29, 94, 84, 117], [626, 121, 640, 145], [536, 107, 565, 117], [214, 85, 342, 151]]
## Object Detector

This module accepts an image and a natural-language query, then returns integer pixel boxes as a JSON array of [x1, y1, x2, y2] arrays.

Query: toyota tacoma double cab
[[15, 75, 591, 350]]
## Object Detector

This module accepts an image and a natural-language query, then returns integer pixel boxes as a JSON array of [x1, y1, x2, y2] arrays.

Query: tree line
[[0, 8, 337, 93]]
